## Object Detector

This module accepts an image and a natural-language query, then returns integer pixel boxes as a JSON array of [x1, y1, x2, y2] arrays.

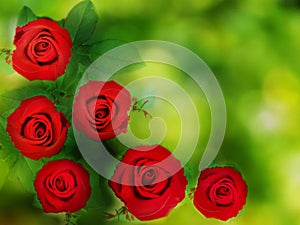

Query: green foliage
[[82, 162, 112, 209], [32, 194, 42, 209], [0, 1, 131, 221], [0, 160, 9, 190], [64, 0, 98, 45], [89, 39, 127, 61], [0, 122, 19, 168], [57, 49, 87, 96], [8, 155, 36, 194], [77, 208, 105, 225], [47, 129, 82, 162], [17, 6, 38, 26], [0, 82, 53, 120], [59, 161, 114, 225], [1, 0, 300, 224], [184, 164, 199, 190]]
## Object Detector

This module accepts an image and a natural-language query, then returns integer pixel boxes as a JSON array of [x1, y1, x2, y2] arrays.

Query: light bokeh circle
[[72, 40, 226, 185]]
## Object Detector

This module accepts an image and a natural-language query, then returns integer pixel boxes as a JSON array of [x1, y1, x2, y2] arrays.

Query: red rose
[[12, 18, 72, 81], [108, 145, 187, 221], [34, 159, 91, 213], [193, 167, 248, 221], [73, 80, 131, 141], [6, 96, 70, 160]]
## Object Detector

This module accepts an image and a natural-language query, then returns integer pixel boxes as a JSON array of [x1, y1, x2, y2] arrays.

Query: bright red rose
[[73, 80, 131, 141], [34, 159, 91, 213], [12, 18, 72, 81], [109, 145, 187, 221], [193, 167, 248, 221], [6, 96, 70, 160]]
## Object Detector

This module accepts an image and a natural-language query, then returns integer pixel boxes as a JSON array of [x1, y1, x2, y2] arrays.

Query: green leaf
[[77, 45, 93, 67], [87, 39, 144, 82], [70, 160, 114, 225], [8, 155, 36, 194], [77, 208, 105, 225], [78, 160, 114, 208], [42, 129, 82, 162], [58, 18, 66, 28], [0, 82, 53, 118], [89, 39, 127, 61], [0, 120, 20, 168], [184, 163, 200, 189], [0, 160, 10, 190], [32, 194, 42, 209], [17, 6, 38, 27], [57, 51, 82, 95], [85, 170, 114, 209], [103, 138, 128, 160], [23, 158, 44, 175], [64, 0, 98, 45]]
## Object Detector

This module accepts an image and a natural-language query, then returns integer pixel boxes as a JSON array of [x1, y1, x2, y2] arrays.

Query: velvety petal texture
[[73, 80, 131, 141], [34, 159, 91, 213], [6, 96, 70, 160], [193, 167, 248, 221], [12, 18, 72, 81], [109, 145, 187, 221]]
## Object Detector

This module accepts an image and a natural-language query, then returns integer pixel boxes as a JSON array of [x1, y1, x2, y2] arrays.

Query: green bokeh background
[[1, 0, 300, 225]]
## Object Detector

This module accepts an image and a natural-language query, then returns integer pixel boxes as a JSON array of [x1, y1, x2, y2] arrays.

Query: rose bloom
[[193, 167, 248, 221], [34, 159, 91, 213], [73, 80, 131, 141], [109, 145, 187, 221], [12, 18, 72, 81], [6, 96, 70, 160]]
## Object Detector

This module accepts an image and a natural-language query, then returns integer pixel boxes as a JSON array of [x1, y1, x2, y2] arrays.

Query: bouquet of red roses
[[0, 1, 247, 224]]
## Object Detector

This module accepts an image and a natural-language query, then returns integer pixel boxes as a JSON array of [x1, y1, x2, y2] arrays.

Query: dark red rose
[[34, 159, 91, 213], [12, 18, 72, 81], [6, 96, 70, 160], [193, 167, 248, 221], [73, 80, 131, 141], [109, 145, 187, 221]]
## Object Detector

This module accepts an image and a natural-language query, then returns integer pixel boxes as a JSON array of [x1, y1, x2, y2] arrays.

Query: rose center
[[21, 114, 53, 146], [35, 123, 46, 138], [46, 171, 78, 200], [95, 108, 109, 119], [142, 169, 156, 186], [134, 160, 171, 200], [216, 186, 230, 196], [34, 42, 49, 52], [55, 177, 66, 191], [27, 30, 58, 65], [209, 179, 235, 207]]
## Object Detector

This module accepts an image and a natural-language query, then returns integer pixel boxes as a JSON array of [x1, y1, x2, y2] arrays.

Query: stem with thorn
[[65, 212, 78, 225], [131, 97, 152, 118], [105, 206, 135, 221], [0, 48, 12, 65], [188, 187, 196, 200]]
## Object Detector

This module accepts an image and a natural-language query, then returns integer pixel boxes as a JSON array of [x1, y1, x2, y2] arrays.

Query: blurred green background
[[1, 0, 300, 224]]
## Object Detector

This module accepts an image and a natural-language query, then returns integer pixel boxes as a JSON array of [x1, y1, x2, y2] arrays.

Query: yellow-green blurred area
[[1, 0, 300, 224]]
